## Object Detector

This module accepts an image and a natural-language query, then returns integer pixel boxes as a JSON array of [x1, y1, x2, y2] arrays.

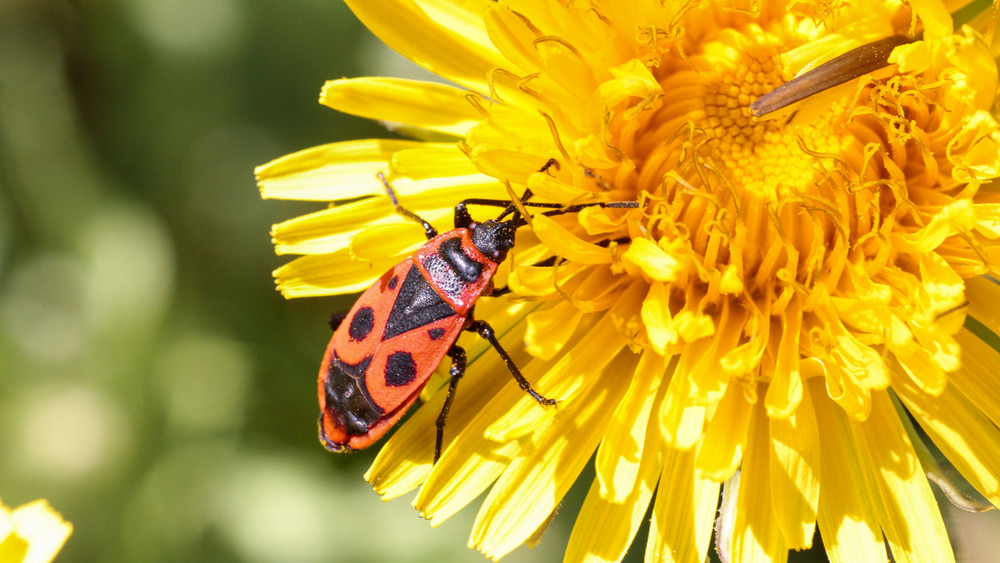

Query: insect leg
[[328, 311, 347, 332], [467, 319, 557, 406], [453, 198, 587, 227], [377, 172, 438, 240], [489, 285, 512, 298], [538, 158, 559, 174], [435, 345, 467, 463], [454, 159, 559, 227]]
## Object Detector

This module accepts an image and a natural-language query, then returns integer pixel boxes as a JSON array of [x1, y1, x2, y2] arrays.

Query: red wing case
[[318, 261, 465, 451]]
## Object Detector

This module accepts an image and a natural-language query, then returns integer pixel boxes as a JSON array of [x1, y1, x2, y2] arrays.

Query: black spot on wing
[[387, 275, 399, 290], [348, 306, 375, 341], [383, 265, 458, 340], [324, 353, 383, 436], [385, 351, 417, 387], [428, 328, 446, 340]]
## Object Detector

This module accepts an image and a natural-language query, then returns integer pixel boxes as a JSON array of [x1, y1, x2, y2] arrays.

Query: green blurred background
[[0, 1, 558, 561], [1, 1, 997, 562]]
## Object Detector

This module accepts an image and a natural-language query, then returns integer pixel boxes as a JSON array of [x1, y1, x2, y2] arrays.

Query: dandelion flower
[[258, 0, 1000, 561], [0, 499, 72, 563]]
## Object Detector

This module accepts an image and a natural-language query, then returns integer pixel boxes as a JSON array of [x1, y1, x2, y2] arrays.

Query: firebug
[[317, 161, 637, 461]]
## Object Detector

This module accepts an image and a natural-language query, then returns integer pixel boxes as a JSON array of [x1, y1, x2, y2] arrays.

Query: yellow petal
[[464, 110, 558, 176], [913, 0, 954, 37], [621, 238, 683, 282], [320, 78, 483, 137], [658, 352, 707, 451], [950, 329, 1000, 426], [950, 110, 1000, 182], [578, 205, 630, 237], [526, 171, 589, 203], [645, 446, 720, 563], [824, 328, 888, 419], [917, 251, 965, 307], [273, 250, 400, 298], [348, 223, 426, 261], [594, 350, 666, 503], [343, 0, 508, 93], [973, 204, 1000, 238], [719, 263, 744, 294], [898, 199, 975, 253], [894, 365, 1000, 507], [765, 300, 803, 418], [932, 29, 999, 111], [892, 345, 946, 397], [566, 265, 632, 313], [849, 390, 955, 563], [588, 58, 662, 121], [730, 396, 788, 563], [641, 282, 678, 356], [485, 285, 640, 442], [508, 261, 587, 297], [465, 122, 557, 171], [524, 300, 583, 360], [695, 381, 752, 482], [672, 308, 715, 342], [531, 214, 615, 265], [378, 304, 533, 503], [682, 302, 745, 406], [719, 305, 768, 377], [809, 378, 887, 563], [0, 500, 72, 563], [470, 352, 635, 560], [481, 4, 542, 75], [272, 175, 508, 256], [565, 463, 656, 563], [391, 145, 481, 178], [779, 4, 894, 75], [256, 139, 424, 201], [271, 198, 420, 256], [965, 275, 1000, 337], [565, 354, 665, 563], [768, 382, 820, 549]]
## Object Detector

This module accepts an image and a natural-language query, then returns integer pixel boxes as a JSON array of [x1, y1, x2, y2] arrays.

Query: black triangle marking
[[383, 264, 459, 341]]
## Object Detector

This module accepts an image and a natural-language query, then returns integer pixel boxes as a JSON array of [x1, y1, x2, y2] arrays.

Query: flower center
[[609, 24, 857, 301], [697, 48, 845, 200]]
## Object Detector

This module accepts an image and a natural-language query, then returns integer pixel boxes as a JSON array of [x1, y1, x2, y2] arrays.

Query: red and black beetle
[[318, 162, 637, 461]]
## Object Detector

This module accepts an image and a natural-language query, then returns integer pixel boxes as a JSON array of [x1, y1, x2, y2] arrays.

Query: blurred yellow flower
[[0, 500, 72, 563], [258, 0, 1000, 561]]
